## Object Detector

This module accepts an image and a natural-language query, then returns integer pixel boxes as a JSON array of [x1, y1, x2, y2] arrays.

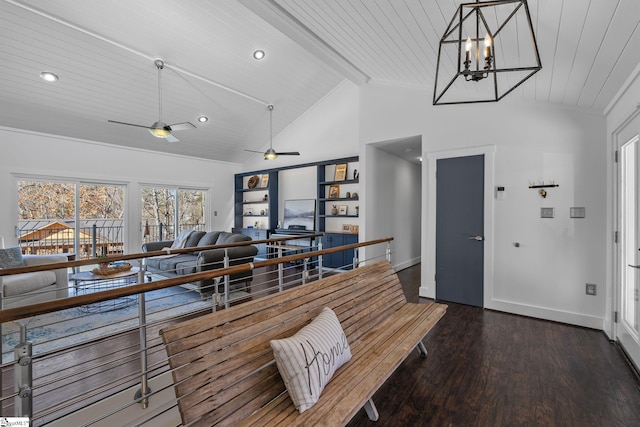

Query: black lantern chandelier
[[433, 0, 542, 105]]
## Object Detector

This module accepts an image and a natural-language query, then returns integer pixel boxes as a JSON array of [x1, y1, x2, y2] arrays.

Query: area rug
[[1, 283, 213, 363]]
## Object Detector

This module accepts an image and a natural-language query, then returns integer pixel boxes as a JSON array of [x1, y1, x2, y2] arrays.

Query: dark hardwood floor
[[4, 263, 640, 426], [348, 266, 640, 427]]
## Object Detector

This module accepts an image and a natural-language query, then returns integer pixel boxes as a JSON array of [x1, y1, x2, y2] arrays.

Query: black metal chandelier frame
[[433, 0, 542, 105]]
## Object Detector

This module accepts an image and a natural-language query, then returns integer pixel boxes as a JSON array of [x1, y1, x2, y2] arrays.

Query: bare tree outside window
[[17, 180, 125, 258], [141, 187, 206, 242]]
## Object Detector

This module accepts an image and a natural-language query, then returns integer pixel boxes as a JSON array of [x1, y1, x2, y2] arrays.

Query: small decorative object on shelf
[[334, 163, 347, 181], [346, 191, 351, 198], [261, 174, 269, 188], [353, 169, 359, 180], [351, 192, 358, 199], [338, 205, 348, 215], [331, 205, 338, 215], [263, 194, 268, 201], [247, 175, 259, 188], [329, 184, 340, 199], [355, 206, 359, 216]]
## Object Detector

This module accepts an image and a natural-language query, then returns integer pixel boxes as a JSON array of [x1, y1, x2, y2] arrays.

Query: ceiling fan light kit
[[108, 58, 195, 142], [433, 0, 542, 105], [245, 104, 301, 160]]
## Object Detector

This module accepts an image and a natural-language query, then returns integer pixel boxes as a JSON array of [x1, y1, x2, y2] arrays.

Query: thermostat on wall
[[495, 186, 506, 200]]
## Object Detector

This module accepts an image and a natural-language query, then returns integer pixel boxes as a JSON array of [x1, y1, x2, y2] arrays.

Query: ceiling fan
[[246, 104, 300, 159], [108, 59, 195, 143]]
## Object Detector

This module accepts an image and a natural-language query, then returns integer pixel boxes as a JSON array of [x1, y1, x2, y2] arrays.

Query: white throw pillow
[[270, 307, 352, 413]]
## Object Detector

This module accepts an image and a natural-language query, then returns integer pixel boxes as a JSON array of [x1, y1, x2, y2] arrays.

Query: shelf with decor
[[234, 171, 278, 233], [317, 157, 360, 234], [234, 156, 359, 267]]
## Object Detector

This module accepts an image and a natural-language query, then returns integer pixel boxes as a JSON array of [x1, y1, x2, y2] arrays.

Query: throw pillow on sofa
[[0, 247, 26, 269]]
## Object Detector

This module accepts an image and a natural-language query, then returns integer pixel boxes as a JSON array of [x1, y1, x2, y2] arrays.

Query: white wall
[[242, 81, 360, 172], [363, 144, 422, 270], [360, 84, 607, 329], [0, 127, 240, 252]]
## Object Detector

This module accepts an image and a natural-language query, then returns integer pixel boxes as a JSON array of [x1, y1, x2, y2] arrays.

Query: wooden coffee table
[[70, 267, 140, 313]]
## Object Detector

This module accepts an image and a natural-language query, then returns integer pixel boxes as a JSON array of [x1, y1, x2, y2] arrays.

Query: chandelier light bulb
[[484, 34, 492, 59]]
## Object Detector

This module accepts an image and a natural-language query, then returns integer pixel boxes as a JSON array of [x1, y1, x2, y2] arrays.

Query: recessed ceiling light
[[253, 50, 265, 60], [197, 116, 209, 123], [40, 71, 59, 83]]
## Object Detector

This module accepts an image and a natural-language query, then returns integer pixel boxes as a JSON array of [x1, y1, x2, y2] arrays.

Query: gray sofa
[[142, 231, 258, 299], [1, 254, 69, 309]]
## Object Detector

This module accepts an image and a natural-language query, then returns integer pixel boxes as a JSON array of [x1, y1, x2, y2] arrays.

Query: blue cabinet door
[[322, 233, 358, 269]]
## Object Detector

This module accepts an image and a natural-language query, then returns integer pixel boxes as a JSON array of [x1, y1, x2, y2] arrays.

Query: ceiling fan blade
[[244, 149, 265, 154], [276, 152, 300, 156], [169, 122, 196, 131], [165, 134, 180, 143], [108, 120, 152, 129]]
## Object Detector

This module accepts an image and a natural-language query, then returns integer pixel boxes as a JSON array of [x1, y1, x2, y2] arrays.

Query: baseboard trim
[[393, 257, 420, 272], [487, 298, 604, 330]]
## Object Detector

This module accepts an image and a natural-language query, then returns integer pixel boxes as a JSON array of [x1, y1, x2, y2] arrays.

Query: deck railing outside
[[0, 235, 393, 426], [17, 222, 206, 259]]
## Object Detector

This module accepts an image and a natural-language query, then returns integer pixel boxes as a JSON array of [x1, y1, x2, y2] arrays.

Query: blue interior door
[[435, 155, 484, 307]]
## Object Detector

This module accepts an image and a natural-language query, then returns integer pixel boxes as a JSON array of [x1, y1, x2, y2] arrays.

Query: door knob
[[468, 235, 484, 241]]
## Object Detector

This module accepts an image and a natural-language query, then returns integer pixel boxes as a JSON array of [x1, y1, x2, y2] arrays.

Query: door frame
[[612, 107, 640, 367], [421, 145, 496, 307]]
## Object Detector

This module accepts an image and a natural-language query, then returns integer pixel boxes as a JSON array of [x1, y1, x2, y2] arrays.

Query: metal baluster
[[134, 260, 150, 408], [14, 322, 33, 420], [302, 257, 309, 284], [386, 242, 392, 262], [92, 224, 98, 257], [353, 247, 360, 269], [223, 249, 230, 309], [277, 243, 284, 292], [318, 240, 323, 280]]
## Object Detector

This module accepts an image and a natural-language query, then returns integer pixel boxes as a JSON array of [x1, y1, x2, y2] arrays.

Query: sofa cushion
[[157, 255, 197, 275], [0, 247, 26, 269], [197, 231, 221, 247], [175, 259, 198, 276], [216, 232, 251, 245], [2, 271, 57, 297], [185, 231, 206, 248]]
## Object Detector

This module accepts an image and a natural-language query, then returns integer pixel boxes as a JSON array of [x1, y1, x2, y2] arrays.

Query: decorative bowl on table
[[91, 262, 133, 276]]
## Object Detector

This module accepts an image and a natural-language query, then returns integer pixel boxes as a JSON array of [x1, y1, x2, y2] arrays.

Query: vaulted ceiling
[[1, 0, 639, 163]]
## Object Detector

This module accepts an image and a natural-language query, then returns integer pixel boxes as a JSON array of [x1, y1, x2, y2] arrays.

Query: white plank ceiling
[[1, 0, 639, 162]]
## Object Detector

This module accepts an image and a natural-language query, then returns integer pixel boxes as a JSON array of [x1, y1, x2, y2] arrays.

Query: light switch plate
[[570, 207, 585, 218], [541, 207, 554, 218]]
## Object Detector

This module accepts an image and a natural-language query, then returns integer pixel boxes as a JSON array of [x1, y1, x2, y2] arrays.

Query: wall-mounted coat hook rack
[[529, 182, 558, 198]]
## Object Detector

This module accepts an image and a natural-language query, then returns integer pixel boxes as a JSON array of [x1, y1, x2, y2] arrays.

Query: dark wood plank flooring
[[347, 266, 640, 427], [4, 263, 640, 426]]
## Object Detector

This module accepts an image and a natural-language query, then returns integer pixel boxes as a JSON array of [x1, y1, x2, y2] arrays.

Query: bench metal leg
[[417, 341, 428, 358], [364, 398, 379, 421]]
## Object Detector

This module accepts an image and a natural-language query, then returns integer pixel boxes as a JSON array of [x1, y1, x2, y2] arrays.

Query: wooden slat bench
[[159, 260, 447, 426]]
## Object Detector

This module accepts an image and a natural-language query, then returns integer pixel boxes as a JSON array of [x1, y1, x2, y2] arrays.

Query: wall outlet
[[541, 207, 554, 218], [586, 283, 597, 296]]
